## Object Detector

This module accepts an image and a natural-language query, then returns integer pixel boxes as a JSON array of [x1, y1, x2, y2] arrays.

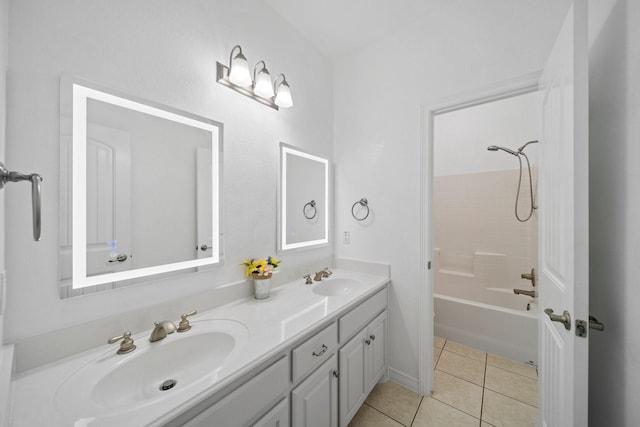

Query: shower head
[[487, 145, 518, 156], [517, 140, 539, 153]]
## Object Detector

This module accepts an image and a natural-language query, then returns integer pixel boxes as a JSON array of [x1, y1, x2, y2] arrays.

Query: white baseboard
[[387, 367, 420, 394]]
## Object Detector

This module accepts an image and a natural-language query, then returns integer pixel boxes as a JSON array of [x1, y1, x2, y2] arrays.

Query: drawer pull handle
[[333, 370, 340, 378], [369, 334, 376, 341], [312, 344, 328, 357]]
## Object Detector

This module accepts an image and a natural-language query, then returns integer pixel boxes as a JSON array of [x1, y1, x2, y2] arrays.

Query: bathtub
[[434, 273, 538, 364]]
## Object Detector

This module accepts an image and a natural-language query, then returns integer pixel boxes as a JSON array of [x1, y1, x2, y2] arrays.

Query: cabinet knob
[[365, 339, 371, 345], [369, 334, 376, 341], [332, 370, 339, 378]]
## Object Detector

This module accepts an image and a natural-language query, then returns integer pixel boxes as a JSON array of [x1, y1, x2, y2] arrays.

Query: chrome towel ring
[[351, 198, 369, 221], [303, 200, 317, 219], [0, 162, 43, 241]]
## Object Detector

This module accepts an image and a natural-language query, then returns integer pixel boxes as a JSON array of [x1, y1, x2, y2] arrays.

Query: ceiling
[[263, 0, 451, 61]]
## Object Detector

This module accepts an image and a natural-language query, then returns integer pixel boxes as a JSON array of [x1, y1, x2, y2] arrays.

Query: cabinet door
[[253, 398, 289, 427], [291, 354, 338, 427], [365, 311, 387, 393], [338, 329, 368, 427]]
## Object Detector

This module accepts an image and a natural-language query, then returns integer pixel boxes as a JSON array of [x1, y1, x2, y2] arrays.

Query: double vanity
[[10, 269, 389, 426]]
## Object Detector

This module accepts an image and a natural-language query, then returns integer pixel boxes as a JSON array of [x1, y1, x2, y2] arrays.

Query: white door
[[538, 1, 589, 426]]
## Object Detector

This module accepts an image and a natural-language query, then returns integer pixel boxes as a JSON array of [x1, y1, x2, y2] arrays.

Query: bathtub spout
[[513, 289, 537, 298]]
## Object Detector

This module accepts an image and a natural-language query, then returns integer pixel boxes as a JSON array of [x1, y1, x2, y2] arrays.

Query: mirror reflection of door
[[59, 123, 132, 286], [85, 123, 132, 277], [196, 147, 213, 261]]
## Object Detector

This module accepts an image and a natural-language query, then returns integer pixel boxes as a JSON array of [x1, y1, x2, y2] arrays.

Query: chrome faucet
[[513, 289, 537, 298], [313, 267, 333, 281], [149, 320, 177, 342]]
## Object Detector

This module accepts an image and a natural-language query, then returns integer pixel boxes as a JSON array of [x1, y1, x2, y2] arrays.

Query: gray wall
[[589, 0, 640, 424], [0, 0, 8, 347], [4, 0, 333, 343]]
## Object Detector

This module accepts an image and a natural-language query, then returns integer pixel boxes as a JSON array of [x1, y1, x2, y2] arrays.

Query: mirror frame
[[278, 143, 330, 252], [62, 76, 223, 290]]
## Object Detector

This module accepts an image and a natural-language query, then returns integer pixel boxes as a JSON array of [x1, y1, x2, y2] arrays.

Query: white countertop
[[10, 269, 389, 426]]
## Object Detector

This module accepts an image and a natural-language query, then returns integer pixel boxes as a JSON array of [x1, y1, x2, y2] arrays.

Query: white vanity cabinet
[[291, 354, 339, 427], [338, 311, 387, 427], [172, 284, 388, 427], [338, 299, 388, 427]]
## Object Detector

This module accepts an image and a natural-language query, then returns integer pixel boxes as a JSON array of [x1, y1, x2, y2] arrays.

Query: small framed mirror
[[59, 76, 223, 297], [278, 143, 329, 252]]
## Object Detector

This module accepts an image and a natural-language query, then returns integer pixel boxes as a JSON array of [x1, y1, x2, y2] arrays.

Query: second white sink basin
[[313, 278, 363, 296], [54, 319, 248, 419]]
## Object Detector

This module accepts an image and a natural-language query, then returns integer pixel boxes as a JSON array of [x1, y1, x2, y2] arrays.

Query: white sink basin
[[54, 319, 248, 418], [312, 278, 363, 296]]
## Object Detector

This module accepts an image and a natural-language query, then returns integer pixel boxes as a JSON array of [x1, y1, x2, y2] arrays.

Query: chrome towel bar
[[351, 198, 370, 221], [0, 162, 43, 241]]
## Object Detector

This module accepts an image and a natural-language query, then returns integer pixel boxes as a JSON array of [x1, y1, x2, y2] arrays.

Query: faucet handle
[[177, 310, 197, 332], [303, 274, 313, 285], [323, 267, 333, 276], [108, 331, 136, 355]]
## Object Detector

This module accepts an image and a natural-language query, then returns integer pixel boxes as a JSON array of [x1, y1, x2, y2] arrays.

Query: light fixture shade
[[274, 75, 293, 108], [254, 62, 275, 98], [228, 48, 252, 87]]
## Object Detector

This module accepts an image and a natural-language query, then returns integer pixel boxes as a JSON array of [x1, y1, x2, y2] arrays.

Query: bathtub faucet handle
[[521, 268, 536, 287]]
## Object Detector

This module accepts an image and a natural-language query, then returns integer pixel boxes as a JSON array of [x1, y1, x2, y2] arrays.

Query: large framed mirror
[[59, 76, 223, 297], [278, 143, 329, 252]]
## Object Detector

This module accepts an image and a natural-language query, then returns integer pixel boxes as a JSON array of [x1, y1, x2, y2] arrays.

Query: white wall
[[333, 0, 570, 386], [434, 92, 539, 177], [4, 0, 333, 344], [588, 0, 640, 424]]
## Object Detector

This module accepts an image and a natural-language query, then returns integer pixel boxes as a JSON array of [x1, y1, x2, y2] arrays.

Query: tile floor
[[348, 337, 538, 427]]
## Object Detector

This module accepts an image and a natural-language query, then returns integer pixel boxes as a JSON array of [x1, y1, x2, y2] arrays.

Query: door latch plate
[[575, 319, 587, 338]]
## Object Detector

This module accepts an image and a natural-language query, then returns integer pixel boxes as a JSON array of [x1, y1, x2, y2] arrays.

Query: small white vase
[[252, 273, 272, 299]]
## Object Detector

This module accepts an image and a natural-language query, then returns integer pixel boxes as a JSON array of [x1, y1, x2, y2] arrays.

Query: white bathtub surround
[[10, 269, 389, 426], [433, 251, 537, 312], [433, 169, 538, 286]]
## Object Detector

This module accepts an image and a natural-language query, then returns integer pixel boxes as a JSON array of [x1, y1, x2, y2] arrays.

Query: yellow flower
[[268, 256, 280, 268], [242, 256, 280, 277]]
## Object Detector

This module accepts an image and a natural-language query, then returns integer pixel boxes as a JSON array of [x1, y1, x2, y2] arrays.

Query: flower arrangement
[[243, 256, 280, 279]]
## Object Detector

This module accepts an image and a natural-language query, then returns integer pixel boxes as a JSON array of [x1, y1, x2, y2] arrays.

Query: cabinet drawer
[[339, 287, 387, 343], [292, 322, 338, 382], [183, 356, 288, 427]]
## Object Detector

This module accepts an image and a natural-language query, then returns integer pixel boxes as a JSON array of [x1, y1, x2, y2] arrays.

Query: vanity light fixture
[[227, 45, 252, 87], [274, 74, 293, 108], [216, 44, 293, 110], [253, 61, 275, 98]]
